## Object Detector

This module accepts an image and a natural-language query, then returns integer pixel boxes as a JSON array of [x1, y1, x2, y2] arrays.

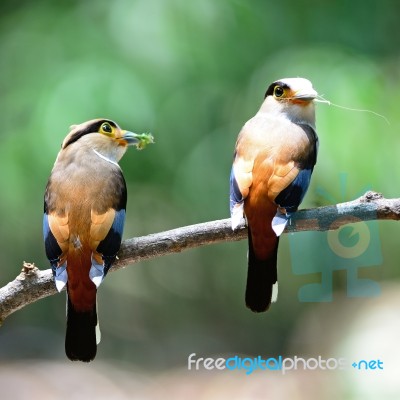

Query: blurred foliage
[[0, 0, 399, 390]]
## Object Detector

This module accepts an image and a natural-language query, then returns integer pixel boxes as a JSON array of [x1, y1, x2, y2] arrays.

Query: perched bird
[[230, 78, 318, 312], [43, 118, 153, 361]]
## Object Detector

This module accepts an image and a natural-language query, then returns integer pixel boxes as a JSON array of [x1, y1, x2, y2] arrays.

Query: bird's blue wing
[[274, 168, 313, 213], [275, 123, 318, 213], [230, 165, 247, 230], [95, 209, 126, 275], [43, 213, 62, 273], [230, 166, 244, 214]]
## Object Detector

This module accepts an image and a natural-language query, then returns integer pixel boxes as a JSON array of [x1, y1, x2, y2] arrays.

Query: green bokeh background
[[1, 0, 399, 398]]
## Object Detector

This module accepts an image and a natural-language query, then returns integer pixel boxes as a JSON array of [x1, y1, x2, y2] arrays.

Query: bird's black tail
[[65, 294, 98, 362], [245, 228, 279, 312]]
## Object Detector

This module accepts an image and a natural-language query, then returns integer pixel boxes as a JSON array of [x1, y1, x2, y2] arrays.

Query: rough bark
[[0, 191, 398, 324]]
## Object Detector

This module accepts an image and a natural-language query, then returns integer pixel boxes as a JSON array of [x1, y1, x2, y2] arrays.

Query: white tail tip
[[272, 282, 279, 303], [95, 299, 101, 344]]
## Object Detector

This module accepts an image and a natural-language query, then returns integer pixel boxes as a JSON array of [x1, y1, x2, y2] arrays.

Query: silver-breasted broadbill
[[43, 118, 153, 361], [230, 78, 319, 312]]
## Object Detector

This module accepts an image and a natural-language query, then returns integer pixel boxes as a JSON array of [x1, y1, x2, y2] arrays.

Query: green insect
[[135, 132, 155, 150]]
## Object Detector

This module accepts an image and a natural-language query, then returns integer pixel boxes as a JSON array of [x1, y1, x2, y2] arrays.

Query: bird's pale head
[[263, 77, 317, 125], [265, 78, 317, 103], [59, 118, 153, 163]]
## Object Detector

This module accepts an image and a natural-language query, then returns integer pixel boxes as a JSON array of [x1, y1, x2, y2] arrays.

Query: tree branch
[[1, 191, 399, 324]]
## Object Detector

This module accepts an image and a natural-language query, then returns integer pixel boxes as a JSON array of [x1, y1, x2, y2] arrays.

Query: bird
[[230, 77, 318, 312], [43, 118, 153, 361]]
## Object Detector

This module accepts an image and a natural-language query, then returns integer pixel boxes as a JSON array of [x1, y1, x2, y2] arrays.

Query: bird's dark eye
[[101, 122, 112, 134], [274, 86, 284, 98]]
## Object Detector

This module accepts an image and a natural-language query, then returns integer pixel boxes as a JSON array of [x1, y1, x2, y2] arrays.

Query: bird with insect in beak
[[43, 118, 154, 361], [230, 78, 318, 312]]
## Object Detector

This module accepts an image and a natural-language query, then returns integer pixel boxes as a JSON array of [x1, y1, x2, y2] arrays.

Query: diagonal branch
[[1, 191, 399, 324]]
